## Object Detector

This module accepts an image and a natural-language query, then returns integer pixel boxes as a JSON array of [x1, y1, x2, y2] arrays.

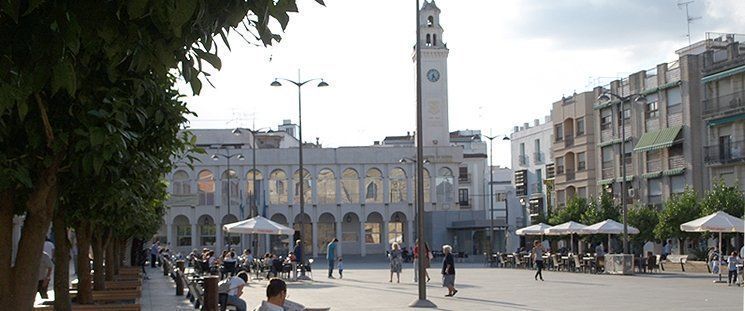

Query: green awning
[[658, 80, 682, 90], [615, 175, 635, 182], [634, 130, 661, 152], [597, 178, 614, 185], [642, 171, 662, 179], [597, 136, 632, 147], [702, 65, 745, 83], [663, 168, 686, 176], [640, 87, 659, 96], [708, 113, 745, 127], [593, 99, 620, 110]]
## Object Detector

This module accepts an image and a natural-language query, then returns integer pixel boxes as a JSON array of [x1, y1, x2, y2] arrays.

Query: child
[[337, 257, 344, 279], [727, 251, 741, 286]]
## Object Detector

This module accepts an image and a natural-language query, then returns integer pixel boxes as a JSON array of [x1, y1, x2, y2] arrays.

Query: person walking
[[727, 251, 741, 286], [150, 241, 160, 268], [413, 239, 431, 283], [337, 257, 344, 279], [532, 240, 545, 281], [442, 245, 457, 297], [37, 251, 53, 299], [327, 238, 338, 279], [389, 242, 403, 283]]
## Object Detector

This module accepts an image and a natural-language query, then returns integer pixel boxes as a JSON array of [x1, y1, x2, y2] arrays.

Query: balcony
[[458, 200, 471, 209], [533, 152, 544, 164], [564, 135, 574, 148], [704, 140, 745, 165], [565, 169, 575, 181], [703, 90, 745, 116], [458, 173, 471, 183], [518, 154, 528, 166], [668, 154, 686, 169]]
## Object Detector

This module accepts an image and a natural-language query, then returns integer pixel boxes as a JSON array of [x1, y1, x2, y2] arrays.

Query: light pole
[[597, 91, 645, 255], [211, 150, 245, 249], [482, 135, 509, 257], [233, 127, 271, 253], [271, 72, 328, 277]]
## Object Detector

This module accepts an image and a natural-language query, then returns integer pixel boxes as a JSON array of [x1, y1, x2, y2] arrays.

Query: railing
[[458, 200, 471, 209], [518, 155, 528, 166], [702, 91, 745, 116], [566, 169, 575, 181], [556, 165, 565, 175], [668, 154, 686, 169], [458, 173, 471, 183], [564, 135, 574, 148], [533, 152, 543, 164], [704, 140, 745, 164]]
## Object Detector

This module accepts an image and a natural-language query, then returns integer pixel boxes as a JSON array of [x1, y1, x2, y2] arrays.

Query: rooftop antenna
[[677, 1, 701, 46]]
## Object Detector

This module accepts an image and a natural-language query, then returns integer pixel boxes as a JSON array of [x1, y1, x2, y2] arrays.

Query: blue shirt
[[327, 242, 336, 260], [150, 244, 159, 256]]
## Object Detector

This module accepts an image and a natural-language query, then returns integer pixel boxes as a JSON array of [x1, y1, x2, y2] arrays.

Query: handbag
[[427, 251, 434, 260]]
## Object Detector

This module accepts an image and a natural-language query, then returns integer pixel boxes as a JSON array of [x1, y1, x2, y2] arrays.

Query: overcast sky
[[181, 0, 744, 168]]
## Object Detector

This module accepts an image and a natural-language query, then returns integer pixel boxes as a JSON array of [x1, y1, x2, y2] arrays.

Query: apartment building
[[699, 36, 745, 190], [510, 116, 553, 222], [551, 91, 598, 208]]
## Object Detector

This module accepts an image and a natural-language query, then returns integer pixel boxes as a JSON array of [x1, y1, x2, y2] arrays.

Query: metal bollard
[[203, 276, 219, 311], [163, 259, 169, 276], [175, 260, 185, 296]]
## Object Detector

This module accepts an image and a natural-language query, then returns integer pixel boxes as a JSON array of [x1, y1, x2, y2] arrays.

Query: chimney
[[534, 119, 540, 126], [406, 131, 410, 137], [523, 122, 530, 129], [513, 126, 519, 133], [373, 141, 380, 145]]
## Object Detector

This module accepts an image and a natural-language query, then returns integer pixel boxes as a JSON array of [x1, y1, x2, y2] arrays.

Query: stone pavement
[[142, 260, 743, 310]]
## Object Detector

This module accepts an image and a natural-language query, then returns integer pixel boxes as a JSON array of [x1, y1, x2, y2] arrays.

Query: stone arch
[[341, 168, 360, 204], [197, 214, 216, 247], [198, 170, 215, 205], [317, 168, 336, 204], [365, 168, 383, 203], [269, 169, 288, 204], [389, 167, 407, 203], [293, 213, 313, 254], [388, 212, 407, 246], [173, 215, 192, 247], [318, 213, 337, 253]]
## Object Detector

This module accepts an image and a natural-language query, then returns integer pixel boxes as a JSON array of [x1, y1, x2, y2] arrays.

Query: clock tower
[[415, 0, 449, 147]]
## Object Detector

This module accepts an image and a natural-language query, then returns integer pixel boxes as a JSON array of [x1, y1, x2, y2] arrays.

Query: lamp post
[[271, 72, 328, 277], [233, 127, 271, 253], [482, 135, 510, 257], [597, 91, 645, 255], [211, 150, 245, 248]]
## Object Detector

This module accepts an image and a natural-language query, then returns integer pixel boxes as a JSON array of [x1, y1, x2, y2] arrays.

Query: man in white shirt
[[226, 272, 248, 311], [43, 239, 55, 261], [37, 252, 53, 299]]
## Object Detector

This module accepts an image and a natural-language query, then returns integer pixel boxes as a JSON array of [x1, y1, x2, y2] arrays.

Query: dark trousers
[[729, 270, 738, 284], [328, 259, 334, 277], [37, 280, 49, 299], [151, 254, 156, 268], [534, 260, 544, 280]]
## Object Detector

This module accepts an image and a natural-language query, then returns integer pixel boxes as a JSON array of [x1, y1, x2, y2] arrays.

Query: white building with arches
[[157, 1, 508, 258]]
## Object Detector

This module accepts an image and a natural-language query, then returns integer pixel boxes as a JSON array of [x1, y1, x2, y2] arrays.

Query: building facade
[[510, 116, 554, 223], [158, 1, 494, 258], [700, 36, 745, 190]]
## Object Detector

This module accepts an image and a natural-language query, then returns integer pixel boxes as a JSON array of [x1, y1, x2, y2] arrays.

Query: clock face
[[426, 69, 440, 82]]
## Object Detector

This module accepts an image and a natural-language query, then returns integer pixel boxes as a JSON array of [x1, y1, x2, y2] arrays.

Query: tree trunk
[[113, 238, 122, 274], [53, 210, 71, 311], [0, 190, 14, 306], [105, 234, 115, 282], [75, 224, 93, 304], [9, 166, 59, 311], [91, 230, 106, 290], [678, 238, 684, 255]]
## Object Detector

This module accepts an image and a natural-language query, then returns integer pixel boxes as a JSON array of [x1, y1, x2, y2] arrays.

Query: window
[[199, 216, 216, 246], [646, 150, 661, 172], [365, 168, 383, 203], [576, 117, 585, 136], [534, 139, 542, 162], [221, 169, 239, 208], [389, 168, 407, 203], [364, 223, 381, 244], [341, 169, 360, 204], [670, 175, 686, 195], [719, 135, 732, 161], [646, 94, 659, 119], [197, 170, 215, 205], [556, 156, 565, 174], [436, 167, 454, 203], [602, 146, 614, 179], [647, 178, 662, 205], [172, 170, 190, 195], [246, 170, 263, 208], [269, 169, 288, 205], [293, 169, 313, 204], [458, 188, 469, 205], [577, 152, 586, 171], [433, 34, 437, 46], [317, 169, 336, 204], [600, 108, 612, 130], [535, 169, 543, 193], [578, 187, 587, 198], [458, 166, 468, 181], [174, 216, 192, 247], [427, 16, 433, 27], [519, 143, 526, 165], [519, 143, 525, 157], [555, 124, 564, 141], [422, 169, 431, 203], [425, 34, 431, 46], [667, 87, 682, 114], [342, 215, 359, 242], [388, 222, 404, 246]]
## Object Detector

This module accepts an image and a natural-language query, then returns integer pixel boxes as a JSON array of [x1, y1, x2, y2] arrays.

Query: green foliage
[[654, 187, 701, 241], [700, 181, 745, 218], [580, 192, 621, 225], [532, 209, 547, 225], [627, 204, 659, 246], [549, 197, 587, 225]]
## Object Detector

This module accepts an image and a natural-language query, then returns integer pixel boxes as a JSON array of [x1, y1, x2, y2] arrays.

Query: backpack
[[217, 278, 232, 294]]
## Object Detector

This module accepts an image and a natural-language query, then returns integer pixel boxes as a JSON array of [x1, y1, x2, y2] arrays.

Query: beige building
[[550, 91, 598, 207], [700, 36, 745, 190]]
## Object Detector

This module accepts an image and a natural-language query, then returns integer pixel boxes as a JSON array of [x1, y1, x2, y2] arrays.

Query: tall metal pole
[[297, 70, 307, 275], [226, 150, 231, 248], [619, 97, 629, 254], [410, 0, 435, 308], [488, 137, 495, 256]]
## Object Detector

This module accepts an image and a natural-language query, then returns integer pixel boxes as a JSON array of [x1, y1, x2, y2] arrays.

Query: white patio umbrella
[[516, 223, 552, 236], [544, 221, 588, 253], [680, 211, 745, 283], [223, 215, 296, 235], [580, 219, 640, 253]]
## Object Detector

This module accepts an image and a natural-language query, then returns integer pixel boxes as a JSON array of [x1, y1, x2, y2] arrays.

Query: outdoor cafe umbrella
[[544, 221, 588, 253], [516, 223, 552, 237], [680, 211, 744, 283], [580, 219, 640, 253], [223, 215, 296, 235]]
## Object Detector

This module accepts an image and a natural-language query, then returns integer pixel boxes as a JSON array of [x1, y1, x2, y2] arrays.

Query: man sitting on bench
[[227, 271, 249, 311]]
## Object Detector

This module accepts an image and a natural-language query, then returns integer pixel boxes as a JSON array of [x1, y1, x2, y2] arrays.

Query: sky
[[180, 0, 745, 168]]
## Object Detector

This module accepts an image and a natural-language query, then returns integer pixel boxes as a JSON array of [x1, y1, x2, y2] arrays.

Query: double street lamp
[[232, 127, 271, 219], [482, 135, 509, 257], [271, 72, 328, 277], [211, 150, 245, 248], [597, 91, 645, 255]]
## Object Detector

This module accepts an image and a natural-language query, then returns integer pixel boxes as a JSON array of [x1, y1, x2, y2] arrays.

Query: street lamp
[[233, 127, 272, 219], [597, 91, 645, 255], [212, 150, 244, 248], [271, 71, 328, 279], [482, 135, 510, 257]]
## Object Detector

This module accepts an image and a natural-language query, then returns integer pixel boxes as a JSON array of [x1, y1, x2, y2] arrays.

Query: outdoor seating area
[[34, 266, 144, 310]]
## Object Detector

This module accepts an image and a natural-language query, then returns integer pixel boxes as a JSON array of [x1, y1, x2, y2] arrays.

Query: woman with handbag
[[413, 239, 431, 282]]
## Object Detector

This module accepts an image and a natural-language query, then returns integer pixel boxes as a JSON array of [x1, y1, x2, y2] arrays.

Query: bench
[[663, 255, 689, 272], [35, 304, 141, 311], [105, 280, 142, 290]]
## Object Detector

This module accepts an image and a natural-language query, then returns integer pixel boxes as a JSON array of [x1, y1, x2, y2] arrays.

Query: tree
[[627, 204, 659, 254], [700, 181, 745, 218], [654, 187, 701, 254], [1, 0, 324, 309], [549, 197, 587, 225]]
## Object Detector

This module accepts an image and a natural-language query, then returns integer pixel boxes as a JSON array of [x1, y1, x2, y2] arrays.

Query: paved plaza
[[143, 260, 744, 311]]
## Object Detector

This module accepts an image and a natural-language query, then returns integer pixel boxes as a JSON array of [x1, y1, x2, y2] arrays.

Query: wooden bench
[[35, 304, 141, 311], [663, 255, 689, 272], [105, 280, 142, 289]]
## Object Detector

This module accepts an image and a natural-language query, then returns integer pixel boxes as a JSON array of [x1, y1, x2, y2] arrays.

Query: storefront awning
[[707, 113, 745, 127], [662, 168, 686, 176], [634, 126, 682, 152], [702, 65, 745, 83]]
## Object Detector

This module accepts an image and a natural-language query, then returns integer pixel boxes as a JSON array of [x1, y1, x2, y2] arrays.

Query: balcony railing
[[703, 90, 745, 116], [704, 140, 745, 164], [458, 200, 471, 209], [518, 155, 528, 166], [566, 169, 575, 181], [564, 135, 574, 148], [533, 152, 543, 164], [458, 173, 471, 183], [556, 165, 565, 175], [668, 154, 686, 169]]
